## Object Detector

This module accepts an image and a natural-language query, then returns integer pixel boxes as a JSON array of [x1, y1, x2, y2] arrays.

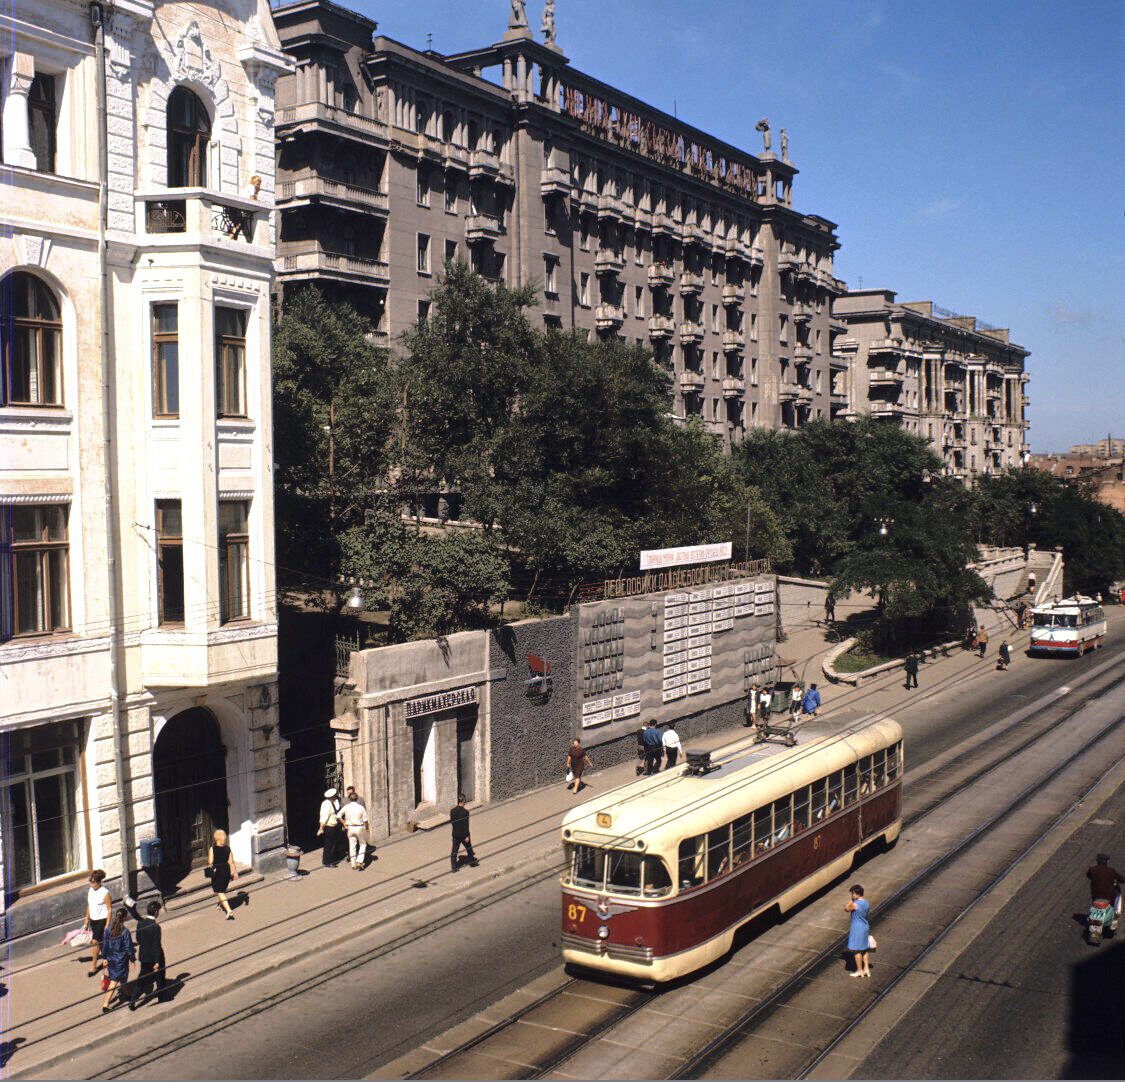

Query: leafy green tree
[[272, 286, 394, 590]]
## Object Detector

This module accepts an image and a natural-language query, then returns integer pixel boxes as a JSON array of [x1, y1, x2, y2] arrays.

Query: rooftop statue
[[780, 128, 789, 161], [541, 0, 557, 44], [510, 0, 529, 30], [755, 117, 771, 154]]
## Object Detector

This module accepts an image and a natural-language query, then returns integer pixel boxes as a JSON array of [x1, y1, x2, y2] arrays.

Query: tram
[[1029, 595, 1107, 656], [560, 718, 903, 982]]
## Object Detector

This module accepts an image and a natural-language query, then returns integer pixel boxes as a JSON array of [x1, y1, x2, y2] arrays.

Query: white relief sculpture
[[172, 21, 219, 87]]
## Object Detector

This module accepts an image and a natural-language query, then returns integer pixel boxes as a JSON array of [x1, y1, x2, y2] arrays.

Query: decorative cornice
[[217, 488, 255, 501], [0, 491, 72, 504], [0, 633, 110, 664]]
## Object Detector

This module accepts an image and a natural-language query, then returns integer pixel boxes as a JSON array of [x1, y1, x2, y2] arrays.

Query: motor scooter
[[1086, 895, 1120, 945]]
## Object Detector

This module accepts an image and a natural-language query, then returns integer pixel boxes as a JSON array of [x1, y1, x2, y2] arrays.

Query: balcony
[[136, 189, 270, 250], [1021, 394, 1030, 407], [721, 376, 745, 399], [868, 367, 904, 387], [683, 222, 709, 248], [468, 148, 501, 178], [276, 176, 389, 216], [279, 241, 390, 286], [831, 389, 848, 405], [465, 213, 503, 243], [443, 145, 470, 172], [722, 283, 745, 305], [678, 321, 704, 345], [595, 304, 625, 330], [829, 316, 848, 334], [679, 370, 705, 393], [747, 247, 765, 269], [647, 315, 675, 340], [597, 193, 625, 221], [575, 188, 598, 214], [648, 263, 674, 288], [722, 330, 745, 352], [870, 400, 904, 417], [595, 248, 625, 275], [793, 345, 814, 363], [540, 164, 570, 197], [796, 265, 818, 284], [830, 354, 849, 371], [679, 272, 704, 295], [869, 337, 905, 356], [778, 255, 800, 275], [653, 211, 678, 238], [793, 307, 813, 325], [797, 385, 814, 403], [276, 101, 389, 148]]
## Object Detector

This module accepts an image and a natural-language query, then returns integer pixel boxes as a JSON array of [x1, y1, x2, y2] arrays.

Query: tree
[[273, 286, 394, 591]]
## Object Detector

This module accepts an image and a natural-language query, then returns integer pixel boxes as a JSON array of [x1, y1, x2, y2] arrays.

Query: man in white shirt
[[746, 684, 759, 727], [317, 789, 342, 868], [340, 795, 369, 870], [662, 723, 682, 769]]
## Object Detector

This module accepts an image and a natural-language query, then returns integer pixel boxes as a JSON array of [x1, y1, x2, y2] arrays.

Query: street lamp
[[876, 517, 893, 537], [345, 577, 364, 610]]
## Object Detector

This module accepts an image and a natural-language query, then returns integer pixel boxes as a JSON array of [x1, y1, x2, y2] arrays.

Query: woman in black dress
[[208, 829, 238, 920]]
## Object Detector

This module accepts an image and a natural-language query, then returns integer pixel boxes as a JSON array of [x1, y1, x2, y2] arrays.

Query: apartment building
[[833, 290, 1030, 480], [272, 0, 846, 448], [1, 0, 291, 937]]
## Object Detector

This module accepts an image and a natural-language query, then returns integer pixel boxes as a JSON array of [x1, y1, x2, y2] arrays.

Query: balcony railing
[[594, 304, 625, 329], [869, 337, 905, 355], [678, 321, 704, 344], [137, 189, 268, 247], [722, 283, 745, 305], [748, 247, 765, 269], [276, 101, 389, 146], [540, 165, 570, 197], [721, 376, 745, 398], [793, 345, 814, 362], [465, 213, 502, 242], [653, 211, 678, 237], [594, 248, 625, 276], [597, 193, 625, 221], [868, 368, 904, 386], [797, 385, 814, 403], [722, 330, 745, 352], [679, 272, 704, 295], [648, 263, 674, 288], [793, 307, 813, 325], [648, 315, 675, 339], [679, 370, 704, 393], [468, 148, 500, 178], [870, 400, 903, 416], [277, 176, 389, 215], [778, 381, 799, 401], [279, 241, 390, 285], [683, 222, 709, 248]]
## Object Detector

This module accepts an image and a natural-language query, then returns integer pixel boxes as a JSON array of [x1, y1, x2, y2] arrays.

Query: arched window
[[167, 86, 211, 188], [441, 110, 455, 144], [1, 273, 62, 406]]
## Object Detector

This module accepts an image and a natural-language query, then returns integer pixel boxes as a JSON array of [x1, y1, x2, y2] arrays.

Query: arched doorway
[[153, 708, 228, 888]]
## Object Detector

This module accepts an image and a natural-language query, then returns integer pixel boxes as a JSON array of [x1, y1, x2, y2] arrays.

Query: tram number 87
[[567, 903, 589, 923]]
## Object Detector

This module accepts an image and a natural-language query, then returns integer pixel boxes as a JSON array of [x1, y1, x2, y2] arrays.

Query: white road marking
[[1057, 686, 1071, 695]]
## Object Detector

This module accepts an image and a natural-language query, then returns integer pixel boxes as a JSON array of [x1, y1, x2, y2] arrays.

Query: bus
[[560, 718, 903, 982], [1029, 596, 1107, 656]]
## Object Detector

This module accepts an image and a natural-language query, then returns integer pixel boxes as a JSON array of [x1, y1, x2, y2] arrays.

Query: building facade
[[833, 290, 1030, 480], [272, 0, 846, 448], [1, 0, 291, 937]]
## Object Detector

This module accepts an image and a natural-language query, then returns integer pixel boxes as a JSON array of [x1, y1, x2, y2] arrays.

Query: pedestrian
[[1027, 571, 1037, 595], [789, 683, 803, 720], [997, 640, 1011, 670], [633, 725, 646, 775], [567, 738, 592, 792], [801, 683, 821, 716], [978, 625, 989, 658], [746, 683, 759, 727], [84, 869, 111, 978], [318, 788, 343, 868], [99, 907, 135, 1012], [345, 785, 366, 809], [662, 723, 682, 769], [824, 594, 836, 623], [642, 720, 663, 775], [340, 792, 369, 870], [759, 685, 773, 721], [903, 652, 919, 689], [449, 793, 479, 872], [844, 884, 872, 978], [208, 829, 238, 919], [129, 900, 168, 1010]]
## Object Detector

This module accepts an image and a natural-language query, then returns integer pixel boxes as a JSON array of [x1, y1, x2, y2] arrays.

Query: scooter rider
[[1087, 853, 1124, 915]]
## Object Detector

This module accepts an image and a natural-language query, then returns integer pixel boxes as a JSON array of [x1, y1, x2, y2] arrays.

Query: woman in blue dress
[[100, 907, 135, 1011], [845, 884, 871, 977]]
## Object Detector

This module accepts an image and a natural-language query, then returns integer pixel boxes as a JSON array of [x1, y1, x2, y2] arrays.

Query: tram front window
[[572, 845, 606, 889], [642, 856, 673, 897], [607, 850, 643, 896]]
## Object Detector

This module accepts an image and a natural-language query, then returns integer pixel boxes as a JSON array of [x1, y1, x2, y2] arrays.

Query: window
[[859, 755, 873, 796], [28, 73, 57, 173], [444, 239, 458, 265], [732, 813, 753, 866], [579, 272, 590, 307], [417, 299, 430, 325], [772, 796, 792, 843], [779, 314, 788, 344], [152, 303, 179, 418], [571, 844, 606, 889], [642, 856, 673, 897], [707, 825, 731, 878], [635, 285, 644, 317], [156, 501, 184, 624], [218, 500, 249, 623], [2, 504, 69, 641], [214, 307, 248, 417], [167, 87, 211, 188], [887, 742, 900, 780], [1, 273, 62, 406], [753, 805, 773, 854], [607, 850, 643, 896], [827, 771, 842, 814], [811, 777, 827, 821], [416, 165, 429, 206], [843, 763, 858, 805], [543, 256, 558, 296], [417, 233, 431, 274], [444, 178, 457, 213], [793, 786, 810, 832], [1, 720, 84, 888], [678, 836, 704, 888]]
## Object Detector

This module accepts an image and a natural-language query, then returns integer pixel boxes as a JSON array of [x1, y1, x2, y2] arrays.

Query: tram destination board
[[577, 575, 776, 741]]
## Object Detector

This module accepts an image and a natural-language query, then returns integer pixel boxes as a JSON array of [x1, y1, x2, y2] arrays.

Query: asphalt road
[[854, 783, 1125, 1079], [47, 635, 1125, 1080]]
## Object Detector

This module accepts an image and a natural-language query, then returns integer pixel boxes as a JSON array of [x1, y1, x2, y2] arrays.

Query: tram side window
[[753, 805, 773, 854], [859, 755, 873, 795], [643, 856, 673, 897], [811, 778, 828, 820], [573, 845, 606, 889], [827, 772, 842, 814], [679, 836, 705, 889], [773, 796, 792, 843], [733, 813, 753, 866], [607, 850, 643, 896], [871, 749, 886, 788], [887, 743, 900, 780], [843, 763, 858, 805], [708, 826, 731, 878], [793, 785, 810, 832]]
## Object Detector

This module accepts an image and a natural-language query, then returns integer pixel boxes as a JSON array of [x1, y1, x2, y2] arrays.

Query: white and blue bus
[[1029, 596, 1106, 656]]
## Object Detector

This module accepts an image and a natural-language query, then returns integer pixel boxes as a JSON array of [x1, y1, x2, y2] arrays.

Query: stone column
[[2, 55, 36, 169]]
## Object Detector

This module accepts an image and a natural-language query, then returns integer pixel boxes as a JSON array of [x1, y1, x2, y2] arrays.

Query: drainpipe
[[90, 1, 134, 897]]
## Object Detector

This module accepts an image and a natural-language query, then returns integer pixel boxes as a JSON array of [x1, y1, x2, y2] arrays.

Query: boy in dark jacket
[[129, 900, 168, 1009]]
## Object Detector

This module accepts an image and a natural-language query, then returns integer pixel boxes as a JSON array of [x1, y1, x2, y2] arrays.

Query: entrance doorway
[[411, 718, 436, 807], [456, 713, 477, 802], [153, 708, 228, 889]]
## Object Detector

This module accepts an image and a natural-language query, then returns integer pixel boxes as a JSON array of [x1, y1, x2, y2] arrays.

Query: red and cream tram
[[560, 719, 903, 981]]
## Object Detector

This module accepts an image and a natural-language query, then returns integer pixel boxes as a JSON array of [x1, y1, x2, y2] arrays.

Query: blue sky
[[345, 0, 1122, 451]]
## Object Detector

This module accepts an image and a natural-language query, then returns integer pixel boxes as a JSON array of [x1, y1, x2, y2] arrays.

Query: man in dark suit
[[449, 794, 479, 872], [129, 900, 168, 1009]]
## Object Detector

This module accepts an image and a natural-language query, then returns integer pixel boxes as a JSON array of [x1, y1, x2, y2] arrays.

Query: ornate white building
[[1, 0, 291, 937]]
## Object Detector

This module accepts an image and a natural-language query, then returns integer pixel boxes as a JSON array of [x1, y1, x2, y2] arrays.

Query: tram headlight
[[597, 925, 610, 939]]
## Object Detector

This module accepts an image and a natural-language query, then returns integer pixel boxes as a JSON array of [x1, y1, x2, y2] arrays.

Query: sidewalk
[[3, 605, 1117, 1079]]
